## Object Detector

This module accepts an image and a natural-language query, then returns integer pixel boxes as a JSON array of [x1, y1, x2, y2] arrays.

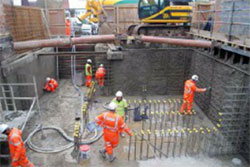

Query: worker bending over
[[95, 102, 132, 162], [44, 77, 58, 92], [0, 124, 34, 167], [95, 64, 106, 87], [85, 59, 93, 87], [180, 75, 209, 115]]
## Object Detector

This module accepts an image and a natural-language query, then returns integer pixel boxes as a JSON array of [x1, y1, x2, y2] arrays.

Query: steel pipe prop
[[14, 35, 116, 50], [140, 35, 212, 48]]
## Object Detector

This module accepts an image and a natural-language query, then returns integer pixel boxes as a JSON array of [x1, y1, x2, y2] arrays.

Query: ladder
[[1, 85, 17, 112]]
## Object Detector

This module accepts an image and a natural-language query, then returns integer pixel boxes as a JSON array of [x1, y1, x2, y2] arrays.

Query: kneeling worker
[[44, 77, 58, 92], [95, 102, 132, 162], [0, 124, 34, 167]]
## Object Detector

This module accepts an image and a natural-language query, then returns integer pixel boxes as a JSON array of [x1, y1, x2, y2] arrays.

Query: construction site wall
[[111, 48, 192, 95], [191, 0, 250, 47], [99, 4, 140, 34], [3, 5, 48, 42], [191, 48, 250, 162], [47, 9, 66, 36], [0, 49, 55, 110]]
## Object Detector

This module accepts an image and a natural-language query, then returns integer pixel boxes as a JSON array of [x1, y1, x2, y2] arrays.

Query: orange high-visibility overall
[[65, 19, 71, 36], [95, 111, 132, 155], [45, 79, 58, 92], [180, 79, 206, 114], [8, 128, 34, 167], [95, 67, 106, 86]]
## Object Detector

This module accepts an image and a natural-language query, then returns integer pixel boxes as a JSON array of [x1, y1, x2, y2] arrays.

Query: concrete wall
[[111, 48, 192, 96], [0, 49, 55, 110]]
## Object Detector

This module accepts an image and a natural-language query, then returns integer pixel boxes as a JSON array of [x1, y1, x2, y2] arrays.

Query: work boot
[[108, 154, 116, 162], [99, 149, 106, 159]]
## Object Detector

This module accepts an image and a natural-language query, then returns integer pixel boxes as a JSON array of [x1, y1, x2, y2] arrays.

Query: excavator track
[[128, 24, 191, 38]]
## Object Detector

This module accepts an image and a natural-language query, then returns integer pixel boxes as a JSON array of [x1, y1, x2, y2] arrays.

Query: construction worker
[[95, 102, 132, 162], [180, 75, 208, 115], [112, 91, 128, 137], [65, 17, 71, 36], [43, 77, 58, 92], [95, 64, 106, 87], [85, 59, 93, 87], [0, 124, 34, 167]]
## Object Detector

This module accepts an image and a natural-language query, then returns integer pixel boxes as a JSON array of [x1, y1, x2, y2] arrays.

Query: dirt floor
[[1, 79, 248, 167]]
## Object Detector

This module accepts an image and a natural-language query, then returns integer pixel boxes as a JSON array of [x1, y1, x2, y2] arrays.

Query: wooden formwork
[[99, 4, 140, 34], [3, 5, 48, 42]]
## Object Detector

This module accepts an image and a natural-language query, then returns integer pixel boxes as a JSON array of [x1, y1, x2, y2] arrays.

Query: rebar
[[140, 130, 144, 160], [146, 130, 151, 159], [134, 132, 137, 160], [128, 134, 132, 160]]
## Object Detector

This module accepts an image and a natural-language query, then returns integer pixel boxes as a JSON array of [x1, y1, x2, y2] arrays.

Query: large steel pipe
[[141, 35, 212, 48], [14, 35, 116, 50]]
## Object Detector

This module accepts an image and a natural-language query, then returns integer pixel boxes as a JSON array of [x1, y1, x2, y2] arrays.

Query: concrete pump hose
[[26, 126, 102, 153]]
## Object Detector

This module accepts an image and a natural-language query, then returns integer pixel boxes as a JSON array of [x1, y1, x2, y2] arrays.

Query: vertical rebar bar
[[134, 132, 137, 160], [160, 130, 164, 158], [166, 129, 172, 157], [140, 130, 144, 160], [185, 129, 192, 156], [146, 129, 151, 159], [172, 130, 178, 158], [179, 129, 185, 157], [128, 134, 132, 160], [154, 130, 158, 156]]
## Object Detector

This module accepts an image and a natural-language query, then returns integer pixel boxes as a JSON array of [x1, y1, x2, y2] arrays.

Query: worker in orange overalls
[[85, 59, 93, 87], [0, 124, 34, 167], [44, 77, 58, 92], [180, 75, 209, 115], [95, 102, 132, 162], [95, 64, 106, 87], [65, 17, 71, 36]]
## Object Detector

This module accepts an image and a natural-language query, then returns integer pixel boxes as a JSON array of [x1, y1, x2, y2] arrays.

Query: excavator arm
[[78, 0, 103, 23]]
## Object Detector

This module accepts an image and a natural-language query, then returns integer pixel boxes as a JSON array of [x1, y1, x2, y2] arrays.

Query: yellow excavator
[[78, 0, 192, 36], [77, 0, 103, 23], [128, 0, 193, 36]]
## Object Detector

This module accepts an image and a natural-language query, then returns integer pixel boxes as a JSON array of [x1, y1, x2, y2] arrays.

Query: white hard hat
[[0, 124, 9, 134], [100, 64, 103, 67], [115, 91, 123, 97], [87, 59, 92, 63], [192, 75, 199, 81], [46, 77, 51, 82], [108, 102, 117, 111]]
